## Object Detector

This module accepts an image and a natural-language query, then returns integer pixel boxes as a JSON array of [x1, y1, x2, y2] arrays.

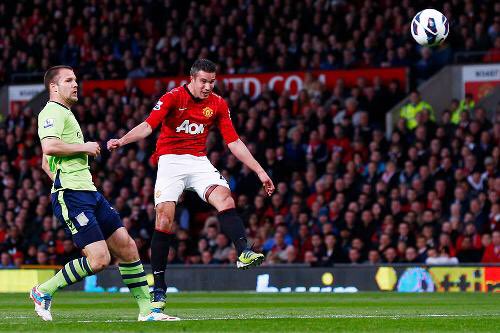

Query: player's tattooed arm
[[228, 139, 275, 196], [41, 154, 54, 181], [107, 122, 152, 151]]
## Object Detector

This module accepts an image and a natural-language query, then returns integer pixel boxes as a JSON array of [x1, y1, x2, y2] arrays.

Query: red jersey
[[145, 85, 239, 158]]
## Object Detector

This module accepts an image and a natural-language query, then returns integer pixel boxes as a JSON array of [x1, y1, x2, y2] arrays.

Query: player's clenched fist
[[84, 141, 101, 156], [107, 138, 122, 151]]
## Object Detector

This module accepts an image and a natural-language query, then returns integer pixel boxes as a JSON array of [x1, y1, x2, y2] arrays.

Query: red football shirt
[[145, 85, 239, 158]]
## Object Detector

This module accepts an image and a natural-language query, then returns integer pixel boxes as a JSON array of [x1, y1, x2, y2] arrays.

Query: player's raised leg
[[31, 240, 109, 321], [106, 227, 179, 321], [150, 201, 177, 312], [207, 185, 264, 269]]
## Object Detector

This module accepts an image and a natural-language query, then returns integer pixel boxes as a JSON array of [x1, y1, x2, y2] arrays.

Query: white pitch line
[[3, 313, 499, 323], [76, 313, 500, 322]]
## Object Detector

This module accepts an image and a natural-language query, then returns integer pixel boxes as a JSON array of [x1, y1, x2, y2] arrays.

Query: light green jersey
[[38, 101, 96, 193]]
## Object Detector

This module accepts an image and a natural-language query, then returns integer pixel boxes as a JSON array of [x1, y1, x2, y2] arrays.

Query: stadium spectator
[[212, 234, 231, 264], [425, 247, 459, 265], [399, 91, 434, 130], [0, 252, 14, 268], [365, 250, 382, 265], [347, 248, 362, 265], [451, 94, 476, 125], [383, 247, 399, 264], [481, 231, 500, 263], [320, 234, 345, 265], [483, 36, 500, 63], [402, 247, 420, 263], [456, 237, 483, 263]]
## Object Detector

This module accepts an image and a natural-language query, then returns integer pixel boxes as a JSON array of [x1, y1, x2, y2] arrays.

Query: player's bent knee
[[88, 251, 111, 273], [121, 237, 140, 262], [113, 236, 140, 263], [155, 212, 175, 232], [155, 203, 175, 232], [219, 196, 235, 211]]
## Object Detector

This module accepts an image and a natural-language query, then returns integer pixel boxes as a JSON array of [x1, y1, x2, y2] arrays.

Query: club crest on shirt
[[155, 190, 161, 198], [43, 118, 55, 128], [202, 107, 214, 118]]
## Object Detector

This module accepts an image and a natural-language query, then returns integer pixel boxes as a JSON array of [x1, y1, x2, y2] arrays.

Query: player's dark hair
[[190, 59, 217, 76], [44, 65, 74, 90]]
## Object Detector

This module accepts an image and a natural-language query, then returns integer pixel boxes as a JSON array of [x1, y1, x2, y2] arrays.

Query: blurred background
[[0, 0, 498, 283]]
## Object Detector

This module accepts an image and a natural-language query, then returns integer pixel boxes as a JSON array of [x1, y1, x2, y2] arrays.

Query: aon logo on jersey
[[176, 120, 205, 134]]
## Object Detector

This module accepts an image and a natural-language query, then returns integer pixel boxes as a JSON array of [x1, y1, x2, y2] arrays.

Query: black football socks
[[151, 230, 175, 291], [218, 208, 248, 255]]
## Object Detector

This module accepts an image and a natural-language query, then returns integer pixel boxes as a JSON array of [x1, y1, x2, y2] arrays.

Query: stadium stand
[[1, 0, 499, 85], [0, 0, 499, 267]]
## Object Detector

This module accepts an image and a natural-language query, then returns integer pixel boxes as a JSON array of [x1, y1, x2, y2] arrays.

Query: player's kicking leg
[[30, 240, 109, 321], [206, 185, 265, 269]]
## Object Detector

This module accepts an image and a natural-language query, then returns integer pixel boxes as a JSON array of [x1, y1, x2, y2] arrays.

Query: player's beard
[[66, 92, 78, 106]]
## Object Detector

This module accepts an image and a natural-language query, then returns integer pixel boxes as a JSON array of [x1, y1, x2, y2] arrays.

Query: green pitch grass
[[1, 292, 499, 332]]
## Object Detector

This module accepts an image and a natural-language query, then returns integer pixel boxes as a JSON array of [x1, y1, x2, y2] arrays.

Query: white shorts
[[154, 154, 229, 205]]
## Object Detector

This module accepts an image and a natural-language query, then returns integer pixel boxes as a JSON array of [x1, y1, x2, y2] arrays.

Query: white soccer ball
[[411, 9, 449, 47]]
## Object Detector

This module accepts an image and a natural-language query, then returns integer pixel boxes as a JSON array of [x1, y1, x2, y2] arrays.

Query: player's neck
[[186, 82, 201, 99], [49, 96, 72, 110]]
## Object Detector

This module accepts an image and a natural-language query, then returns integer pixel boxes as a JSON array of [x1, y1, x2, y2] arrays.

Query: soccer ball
[[411, 9, 449, 47]]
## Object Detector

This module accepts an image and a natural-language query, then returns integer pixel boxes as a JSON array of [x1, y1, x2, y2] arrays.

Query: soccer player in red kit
[[107, 59, 275, 313]]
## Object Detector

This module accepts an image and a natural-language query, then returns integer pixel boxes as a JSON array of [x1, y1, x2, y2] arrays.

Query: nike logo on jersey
[[178, 108, 187, 111]]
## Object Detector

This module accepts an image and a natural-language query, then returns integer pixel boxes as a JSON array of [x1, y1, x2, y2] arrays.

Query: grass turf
[[0, 292, 499, 332]]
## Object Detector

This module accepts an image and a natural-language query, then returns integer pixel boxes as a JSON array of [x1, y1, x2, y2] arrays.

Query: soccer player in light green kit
[[30, 65, 179, 322]]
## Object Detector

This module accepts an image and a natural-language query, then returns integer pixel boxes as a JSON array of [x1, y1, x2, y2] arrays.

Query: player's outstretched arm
[[228, 139, 275, 196], [41, 138, 100, 157], [107, 122, 152, 151], [41, 154, 54, 181]]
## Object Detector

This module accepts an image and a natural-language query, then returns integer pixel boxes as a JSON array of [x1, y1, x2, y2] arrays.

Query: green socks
[[38, 257, 151, 316], [39, 257, 93, 295], [119, 260, 152, 316]]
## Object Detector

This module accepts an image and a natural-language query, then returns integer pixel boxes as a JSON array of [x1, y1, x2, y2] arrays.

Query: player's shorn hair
[[44, 65, 74, 90], [190, 59, 216, 76]]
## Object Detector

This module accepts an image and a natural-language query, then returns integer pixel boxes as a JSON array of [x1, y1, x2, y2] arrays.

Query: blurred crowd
[[0, 70, 499, 268], [0, 0, 499, 268], [1, 0, 499, 86]]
